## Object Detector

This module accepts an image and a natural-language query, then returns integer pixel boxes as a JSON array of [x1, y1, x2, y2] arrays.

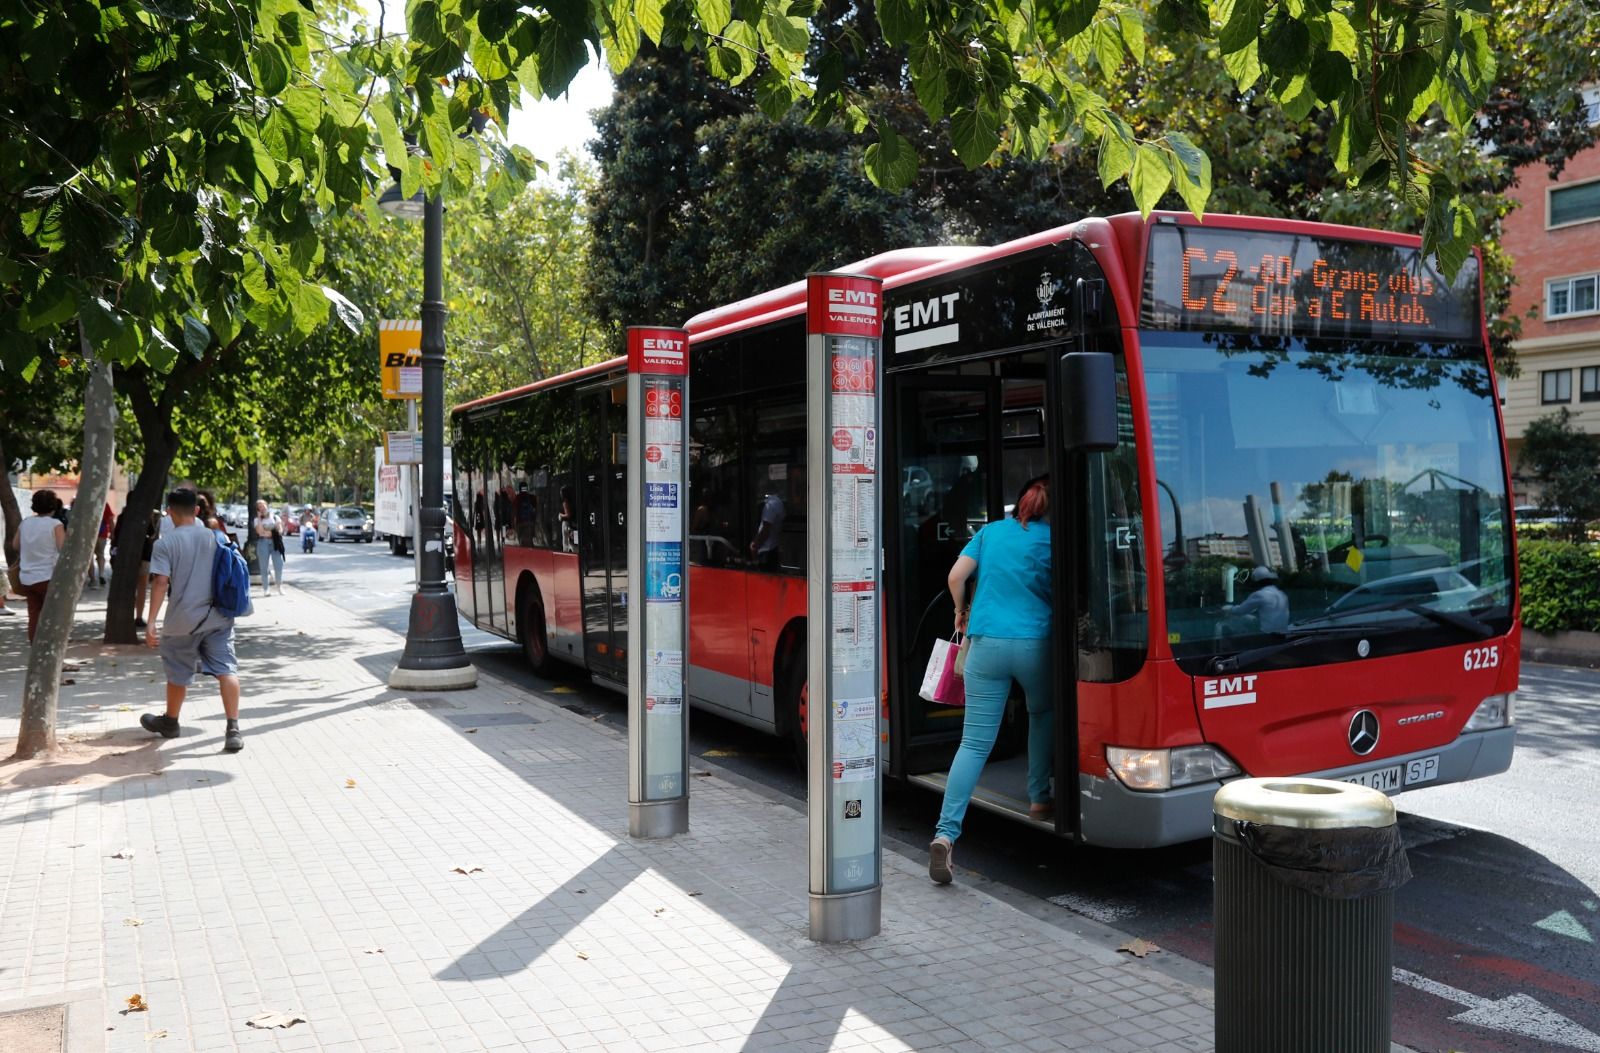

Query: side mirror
[[1059, 351, 1118, 452]]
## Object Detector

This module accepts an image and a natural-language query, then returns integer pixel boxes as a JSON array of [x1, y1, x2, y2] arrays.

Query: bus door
[[888, 352, 1072, 831], [577, 382, 628, 687], [887, 374, 1002, 774]]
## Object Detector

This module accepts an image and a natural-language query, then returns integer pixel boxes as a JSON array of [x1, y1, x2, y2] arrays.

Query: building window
[[1583, 367, 1600, 403], [1550, 179, 1600, 228], [1548, 274, 1599, 319], [1542, 369, 1572, 404], [1584, 86, 1600, 126]]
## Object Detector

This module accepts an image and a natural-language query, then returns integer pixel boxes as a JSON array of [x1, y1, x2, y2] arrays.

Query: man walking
[[141, 488, 244, 752]]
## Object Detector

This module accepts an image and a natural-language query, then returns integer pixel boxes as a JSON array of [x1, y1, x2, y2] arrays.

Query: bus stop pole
[[625, 326, 691, 839], [806, 273, 885, 942]]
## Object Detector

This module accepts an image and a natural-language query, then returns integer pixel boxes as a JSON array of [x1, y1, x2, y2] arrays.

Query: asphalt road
[[294, 540, 1600, 1053]]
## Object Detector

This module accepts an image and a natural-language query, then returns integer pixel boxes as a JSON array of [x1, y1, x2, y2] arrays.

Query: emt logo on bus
[[1202, 675, 1259, 709]]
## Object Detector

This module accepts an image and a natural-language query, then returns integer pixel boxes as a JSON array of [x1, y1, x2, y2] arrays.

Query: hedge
[[1518, 540, 1600, 634]]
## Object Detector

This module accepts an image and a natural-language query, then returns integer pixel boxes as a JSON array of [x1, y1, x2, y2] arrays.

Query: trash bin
[[1213, 777, 1411, 1052]]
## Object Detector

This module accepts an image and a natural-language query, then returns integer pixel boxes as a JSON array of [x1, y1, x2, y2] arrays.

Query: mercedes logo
[[1348, 710, 1380, 756]]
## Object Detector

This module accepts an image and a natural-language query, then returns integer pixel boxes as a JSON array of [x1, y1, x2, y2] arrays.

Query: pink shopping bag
[[918, 634, 966, 706]]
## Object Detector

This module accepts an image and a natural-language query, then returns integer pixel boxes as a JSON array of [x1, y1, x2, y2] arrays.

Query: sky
[[368, 3, 613, 178]]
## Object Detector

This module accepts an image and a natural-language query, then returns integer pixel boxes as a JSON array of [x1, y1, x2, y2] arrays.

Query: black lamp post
[[379, 183, 477, 690]]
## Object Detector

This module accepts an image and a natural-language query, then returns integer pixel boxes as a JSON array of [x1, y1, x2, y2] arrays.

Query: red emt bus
[[450, 212, 1518, 847]]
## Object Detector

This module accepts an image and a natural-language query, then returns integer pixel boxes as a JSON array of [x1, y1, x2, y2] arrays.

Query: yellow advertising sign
[[379, 320, 422, 399]]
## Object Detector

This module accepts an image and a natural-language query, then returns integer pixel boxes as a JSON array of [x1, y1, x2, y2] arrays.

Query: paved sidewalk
[[0, 585, 1214, 1052]]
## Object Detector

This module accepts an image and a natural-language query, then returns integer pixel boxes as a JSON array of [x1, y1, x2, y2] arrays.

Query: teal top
[[961, 517, 1052, 639]]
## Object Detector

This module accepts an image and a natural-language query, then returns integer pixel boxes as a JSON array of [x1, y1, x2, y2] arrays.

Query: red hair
[[1014, 481, 1049, 528]]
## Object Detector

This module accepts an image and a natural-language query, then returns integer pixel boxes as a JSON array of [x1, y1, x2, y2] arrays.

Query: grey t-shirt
[[150, 522, 232, 636]]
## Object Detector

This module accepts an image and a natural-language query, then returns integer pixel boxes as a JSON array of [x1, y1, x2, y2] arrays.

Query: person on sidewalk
[[929, 475, 1054, 885], [89, 501, 113, 587], [17, 489, 66, 642], [133, 509, 161, 629], [252, 500, 284, 595], [0, 504, 15, 618], [141, 488, 244, 752]]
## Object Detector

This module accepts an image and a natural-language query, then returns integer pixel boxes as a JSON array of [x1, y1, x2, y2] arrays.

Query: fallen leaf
[[193, 778, 209, 783], [575, 951, 589, 960], [451, 864, 483, 875], [653, 907, 666, 916], [61, 678, 76, 685], [465, 728, 479, 734], [147, 1029, 168, 1039], [687, 890, 702, 897], [117, 705, 133, 712], [87, 704, 102, 710], [363, 948, 384, 955], [123, 918, 144, 927], [123, 994, 147, 1014], [572, 888, 587, 894], [62, 662, 81, 672], [111, 849, 134, 860], [345, 779, 357, 789], [1118, 938, 1160, 958], [245, 1011, 306, 1030]]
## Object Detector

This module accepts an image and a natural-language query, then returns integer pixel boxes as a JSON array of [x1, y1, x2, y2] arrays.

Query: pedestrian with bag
[[929, 475, 1055, 885], [252, 500, 284, 595], [140, 488, 247, 752], [17, 489, 66, 642]]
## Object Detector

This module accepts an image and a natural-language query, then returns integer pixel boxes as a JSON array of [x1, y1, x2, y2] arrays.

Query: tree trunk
[[15, 326, 117, 760], [0, 434, 21, 572], [103, 430, 178, 644]]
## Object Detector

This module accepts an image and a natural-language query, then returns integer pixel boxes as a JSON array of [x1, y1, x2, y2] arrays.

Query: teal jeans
[[934, 635, 1053, 843]]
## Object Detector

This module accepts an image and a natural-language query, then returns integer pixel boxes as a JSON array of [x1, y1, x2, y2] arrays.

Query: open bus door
[[886, 353, 1081, 838], [578, 381, 629, 688]]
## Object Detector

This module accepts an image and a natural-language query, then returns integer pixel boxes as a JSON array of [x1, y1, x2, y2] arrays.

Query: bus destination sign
[[1141, 225, 1480, 342]]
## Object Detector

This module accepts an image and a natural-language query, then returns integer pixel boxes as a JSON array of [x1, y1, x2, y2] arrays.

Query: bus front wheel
[[779, 654, 808, 772]]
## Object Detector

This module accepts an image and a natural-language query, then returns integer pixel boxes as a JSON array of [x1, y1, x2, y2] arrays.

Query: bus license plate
[[1341, 754, 1440, 792], [1343, 766, 1401, 791]]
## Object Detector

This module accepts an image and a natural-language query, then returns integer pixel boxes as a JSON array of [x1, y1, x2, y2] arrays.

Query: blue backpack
[[210, 532, 253, 618]]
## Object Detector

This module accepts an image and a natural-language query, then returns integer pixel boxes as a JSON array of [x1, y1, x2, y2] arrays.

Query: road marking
[[1394, 968, 1600, 1051], [1534, 910, 1595, 944]]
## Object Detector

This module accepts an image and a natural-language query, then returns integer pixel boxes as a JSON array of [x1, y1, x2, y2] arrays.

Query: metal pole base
[[629, 797, 688, 839], [389, 591, 477, 691], [809, 887, 881, 943]]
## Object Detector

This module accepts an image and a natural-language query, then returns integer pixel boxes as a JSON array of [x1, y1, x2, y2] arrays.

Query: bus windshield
[[1144, 332, 1514, 672]]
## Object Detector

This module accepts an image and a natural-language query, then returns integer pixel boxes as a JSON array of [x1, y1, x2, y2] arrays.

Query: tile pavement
[[0, 585, 1215, 1052]]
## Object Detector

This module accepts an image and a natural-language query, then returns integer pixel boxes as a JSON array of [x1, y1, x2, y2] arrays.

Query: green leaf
[[1129, 143, 1172, 218], [694, 0, 731, 32], [720, 20, 759, 84], [877, 0, 925, 47], [1221, 38, 1261, 91], [754, 69, 795, 120], [19, 279, 76, 332], [636, 0, 665, 44], [242, 254, 272, 303], [1167, 138, 1212, 217], [1093, 20, 1122, 75], [182, 314, 211, 357], [1097, 128, 1133, 189], [761, 10, 809, 52], [321, 285, 364, 333], [252, 41, 290, 96], [1325, 10, 1357, 58], [374, 94, 410, 171], [603, 11, 641, 73], [863, 120, 919, 190], [949, 106, 1000, 168], [1116, 10, 1145, 64], [290, 280, 330, 336], [146, 326, 179, 372], [1308, 50, 1351, 104], [1050, 0, 1097, 40], [1217, 0, 1264, 55], [1261, 13, 1310, 78]]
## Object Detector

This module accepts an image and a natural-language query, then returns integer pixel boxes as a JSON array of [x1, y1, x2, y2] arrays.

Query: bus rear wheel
[[518, 588, 554, 677], [780, 656, 808, 772]]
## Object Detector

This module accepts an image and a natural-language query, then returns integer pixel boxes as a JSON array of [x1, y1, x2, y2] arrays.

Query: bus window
[[689, 401, 744, 567], [747, 394, 806, 575]]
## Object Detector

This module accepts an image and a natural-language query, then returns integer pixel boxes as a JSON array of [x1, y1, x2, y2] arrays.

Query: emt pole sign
[[378, 319, 422, 399], [805, 273, 884, 942], [625, 326, 691, 839]]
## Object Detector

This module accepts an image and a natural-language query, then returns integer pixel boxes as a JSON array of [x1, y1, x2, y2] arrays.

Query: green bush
[[1518, 540, 1600, 634]]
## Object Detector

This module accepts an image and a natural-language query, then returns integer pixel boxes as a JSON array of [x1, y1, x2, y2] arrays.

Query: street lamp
[[379, 182, 477, 691]]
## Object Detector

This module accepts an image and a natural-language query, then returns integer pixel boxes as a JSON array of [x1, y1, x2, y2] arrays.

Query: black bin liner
[[1230, 819, 1412, 899]]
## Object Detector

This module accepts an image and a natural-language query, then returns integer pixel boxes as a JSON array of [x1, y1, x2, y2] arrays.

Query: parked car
[[324, 506, 374, 543]]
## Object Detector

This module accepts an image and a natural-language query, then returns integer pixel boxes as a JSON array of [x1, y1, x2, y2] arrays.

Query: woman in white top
[[17, 489, 66, 642], [252, 499, 284, 595]]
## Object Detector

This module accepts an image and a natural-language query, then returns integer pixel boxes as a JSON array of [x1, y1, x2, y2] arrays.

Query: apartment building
[[1497, 87, 1600, 503]]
